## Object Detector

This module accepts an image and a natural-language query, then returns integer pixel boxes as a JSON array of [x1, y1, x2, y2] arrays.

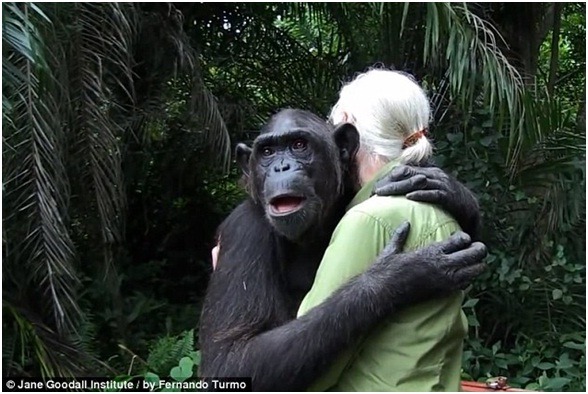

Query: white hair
[[329, 69, 433, 164]]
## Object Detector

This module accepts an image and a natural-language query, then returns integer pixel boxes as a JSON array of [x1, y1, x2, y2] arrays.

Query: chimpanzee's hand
[[370, 222, 487, 309], [374, 165, 482, 240]]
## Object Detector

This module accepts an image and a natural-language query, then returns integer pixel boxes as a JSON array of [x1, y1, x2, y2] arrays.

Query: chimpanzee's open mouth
[[269, 195, 306, 215]]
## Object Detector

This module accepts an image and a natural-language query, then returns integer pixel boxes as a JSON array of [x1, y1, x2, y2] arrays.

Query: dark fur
[[198, 109, 485, 391]]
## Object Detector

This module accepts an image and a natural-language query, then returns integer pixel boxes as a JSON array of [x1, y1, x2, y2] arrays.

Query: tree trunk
[[479, 3, 555, 86], [577, 85, 586, 134], [547, 4, 562, 96]]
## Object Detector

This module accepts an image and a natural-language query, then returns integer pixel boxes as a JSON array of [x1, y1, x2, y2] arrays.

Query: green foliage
[[462, 245, 586, 390], [437, 105, 585, 390], [538, 3, 586, 108], [115, 330, 201, 392], [170, 357, 195, 382], [146, 330, 197, 377], [463, 335, 585, 391]]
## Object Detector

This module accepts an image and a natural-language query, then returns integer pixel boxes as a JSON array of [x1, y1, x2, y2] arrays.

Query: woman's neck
[[357, 150, 386, 187]]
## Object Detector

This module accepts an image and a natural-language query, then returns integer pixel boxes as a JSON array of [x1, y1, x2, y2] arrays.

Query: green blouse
[[297, 160, 468, 391]]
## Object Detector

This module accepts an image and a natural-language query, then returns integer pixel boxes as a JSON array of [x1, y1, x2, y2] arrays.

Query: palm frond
[[189, 74, 231, 171], [510, 93, 586, 244], [129, 4, 231, 171], [3, 2, 81, 334], [66, 3, 135, 247], [3, 1, 234, 378], [3, 301, 95, 377], [203, 8, 347, 120], [416, 3, 524, 135]]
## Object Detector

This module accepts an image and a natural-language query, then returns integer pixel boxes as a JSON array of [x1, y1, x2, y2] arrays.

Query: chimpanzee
[[198, 109, 486, 391]]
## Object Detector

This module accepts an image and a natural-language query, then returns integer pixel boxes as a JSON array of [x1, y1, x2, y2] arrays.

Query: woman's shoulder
[[349, 194, 433, 216], [348, 194, 460, 237]]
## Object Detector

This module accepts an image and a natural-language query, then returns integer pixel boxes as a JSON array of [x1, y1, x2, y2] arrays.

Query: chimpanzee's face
[[236, 109, 358, 241]]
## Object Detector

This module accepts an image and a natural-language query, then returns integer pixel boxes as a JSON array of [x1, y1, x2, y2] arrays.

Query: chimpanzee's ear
[[333, 123, 359, 165], [236, 143, 253, 176]]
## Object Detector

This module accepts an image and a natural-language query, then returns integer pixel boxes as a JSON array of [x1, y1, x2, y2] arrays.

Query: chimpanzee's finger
[[454, 263, 487, 289], [419, 179, 447, 191], [416, 166, 446, 179], [388, 165, 431, 181], [386, 221, 411, 254], [388, 165, 414, 180], [389, 165, 444, 180], [375, 175, 427, 196], [405, 190, 446, 204], [446, 242, 487, 267], [438, 231, 472, 254]]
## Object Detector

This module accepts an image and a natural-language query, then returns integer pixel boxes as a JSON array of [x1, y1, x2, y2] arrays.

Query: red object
[[402, 128, 429, 148], [461, 379, 530, 392]]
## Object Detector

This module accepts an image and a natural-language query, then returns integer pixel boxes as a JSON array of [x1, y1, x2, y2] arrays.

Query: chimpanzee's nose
[[274, 161, 291, 172]]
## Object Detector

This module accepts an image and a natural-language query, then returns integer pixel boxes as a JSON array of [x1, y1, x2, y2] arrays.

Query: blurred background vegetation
[[2, 2, 585, 391]]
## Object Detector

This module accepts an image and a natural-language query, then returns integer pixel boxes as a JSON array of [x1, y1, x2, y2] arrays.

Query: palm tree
[[2, 2, 229, 376]]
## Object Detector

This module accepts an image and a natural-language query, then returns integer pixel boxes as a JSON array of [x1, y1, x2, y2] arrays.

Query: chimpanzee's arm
[[374, 165, 482, 240], [199, 216, 486, 391]]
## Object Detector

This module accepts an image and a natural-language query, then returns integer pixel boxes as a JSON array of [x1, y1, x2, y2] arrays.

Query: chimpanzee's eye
[[292, 139, 307, 151], [261, 147, 274, 157]]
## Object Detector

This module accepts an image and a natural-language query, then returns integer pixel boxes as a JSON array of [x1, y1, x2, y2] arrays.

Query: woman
[[297, 69, 468, 391]]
